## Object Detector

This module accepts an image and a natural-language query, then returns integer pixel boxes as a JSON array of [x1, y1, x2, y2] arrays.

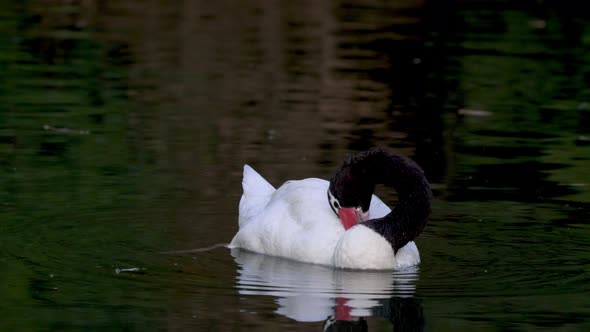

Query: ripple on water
[[230, 248, 419, 322], [417, 204, 590, 299]]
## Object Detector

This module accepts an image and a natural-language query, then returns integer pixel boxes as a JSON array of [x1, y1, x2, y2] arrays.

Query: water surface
[[1, 1, 589, 330]]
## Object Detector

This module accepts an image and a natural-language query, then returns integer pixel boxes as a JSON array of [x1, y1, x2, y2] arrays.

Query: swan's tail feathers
[[238, 165, 275, 227], [242, 165, 275, 195]]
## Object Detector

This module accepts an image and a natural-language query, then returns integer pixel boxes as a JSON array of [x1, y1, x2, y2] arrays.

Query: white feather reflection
[[231, 248, 419, 322]]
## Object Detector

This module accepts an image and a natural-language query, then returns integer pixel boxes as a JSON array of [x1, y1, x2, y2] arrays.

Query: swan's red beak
[[338, 208, 367, 230]]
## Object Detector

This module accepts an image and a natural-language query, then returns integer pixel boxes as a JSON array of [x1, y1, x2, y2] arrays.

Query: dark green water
[[1, 1, 589, 331]]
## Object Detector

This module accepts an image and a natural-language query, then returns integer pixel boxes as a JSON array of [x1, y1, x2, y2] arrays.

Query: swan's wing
[[232, 177, 342, 266], [368, 194, 391, 219], [242, 165, 275, 195]]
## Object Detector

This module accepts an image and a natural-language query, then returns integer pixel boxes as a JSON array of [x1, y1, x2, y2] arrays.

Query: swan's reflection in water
[[231, 249, 425, 329]]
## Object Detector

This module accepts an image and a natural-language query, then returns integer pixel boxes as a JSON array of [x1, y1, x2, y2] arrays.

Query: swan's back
[[232, 173, 344, 265]]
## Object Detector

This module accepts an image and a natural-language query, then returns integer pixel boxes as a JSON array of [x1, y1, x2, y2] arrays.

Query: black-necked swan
[[228, 148, 432, 270]]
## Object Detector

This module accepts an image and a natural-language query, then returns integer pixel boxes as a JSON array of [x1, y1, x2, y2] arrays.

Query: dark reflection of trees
[[323, 296, 425, 332], [381, 297, 425, 332], [329, 1, 452, 184], [440, 1, 590, 203], [323, 317, 368, 332]]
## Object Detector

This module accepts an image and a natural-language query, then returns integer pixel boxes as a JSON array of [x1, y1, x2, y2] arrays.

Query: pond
[[1, 1, 589, 330]]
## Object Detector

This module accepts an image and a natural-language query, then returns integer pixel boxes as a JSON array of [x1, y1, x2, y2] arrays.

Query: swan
[[228, 148, 432, 270]]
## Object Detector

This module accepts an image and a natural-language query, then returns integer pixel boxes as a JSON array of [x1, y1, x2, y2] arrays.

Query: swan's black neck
[[329, 148, 432, 252]]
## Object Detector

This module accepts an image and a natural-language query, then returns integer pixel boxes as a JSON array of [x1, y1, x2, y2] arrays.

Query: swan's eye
[[327, 190, 340, 216]]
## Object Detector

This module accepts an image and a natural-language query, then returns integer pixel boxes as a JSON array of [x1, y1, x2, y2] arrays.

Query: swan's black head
[[328, 153, 377, 230], [328, 147, 432, 241], [328, 158, 374, 214]]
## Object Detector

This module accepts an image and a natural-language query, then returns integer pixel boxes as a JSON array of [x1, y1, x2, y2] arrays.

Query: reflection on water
[[232, 249, 420, 323], [1, 0, 589, 330]]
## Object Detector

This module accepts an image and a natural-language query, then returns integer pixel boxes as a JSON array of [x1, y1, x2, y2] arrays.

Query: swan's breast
[[333, 225, 395, 269], [332, 225, 421, 270]]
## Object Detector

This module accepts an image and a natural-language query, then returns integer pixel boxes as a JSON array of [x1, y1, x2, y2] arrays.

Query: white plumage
[[229, 165, 420, 270]]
